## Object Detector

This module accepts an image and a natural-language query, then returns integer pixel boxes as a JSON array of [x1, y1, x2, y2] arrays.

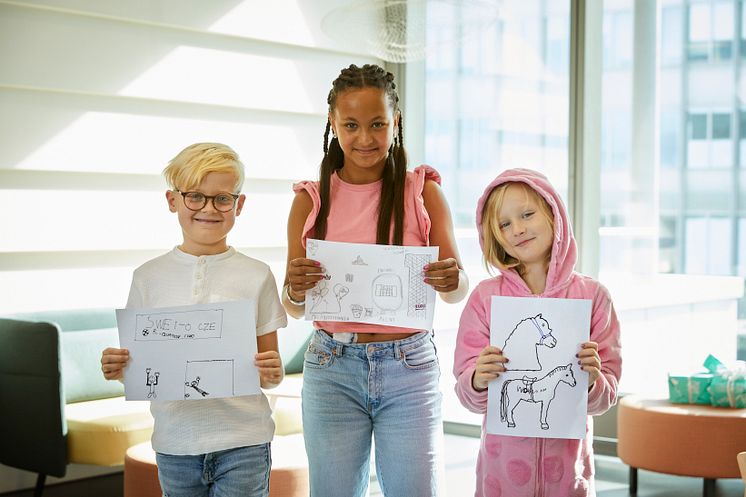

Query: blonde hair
[[481, 182, 554, 274], [163, 143, 244, 192]]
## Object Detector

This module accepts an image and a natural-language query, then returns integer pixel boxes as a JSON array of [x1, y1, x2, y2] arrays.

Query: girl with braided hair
[[282, 63, 468, 497]]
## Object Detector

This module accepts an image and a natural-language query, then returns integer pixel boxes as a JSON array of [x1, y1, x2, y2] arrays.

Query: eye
[[186, 192, 205, 202], [522, 211, 535, 219], [344, 122, 358, 129], [215, 193, 234, 205], [499, 221, 510, 230], [372, 121, 386, 128]]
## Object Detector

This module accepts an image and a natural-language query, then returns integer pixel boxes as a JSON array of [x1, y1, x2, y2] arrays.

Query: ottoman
[[123, 434, 308, 497], [617, 395, 746, 497]]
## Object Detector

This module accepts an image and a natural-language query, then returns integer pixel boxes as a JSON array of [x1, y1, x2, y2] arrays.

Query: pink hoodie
[[454, 169, 621, 497]]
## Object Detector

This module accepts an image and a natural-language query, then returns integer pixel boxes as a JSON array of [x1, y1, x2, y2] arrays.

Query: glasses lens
[[184, 192, 206, 210], [214, 193, 236, 212]]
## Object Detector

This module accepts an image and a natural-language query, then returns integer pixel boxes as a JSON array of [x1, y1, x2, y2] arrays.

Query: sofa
[[0, 307, 309, 496]]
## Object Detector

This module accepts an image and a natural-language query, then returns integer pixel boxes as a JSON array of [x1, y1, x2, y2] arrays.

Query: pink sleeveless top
[[293, 165, 441, 334]]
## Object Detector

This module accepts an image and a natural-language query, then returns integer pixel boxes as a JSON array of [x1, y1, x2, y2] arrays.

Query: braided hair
[[315, 63, 407, 245]]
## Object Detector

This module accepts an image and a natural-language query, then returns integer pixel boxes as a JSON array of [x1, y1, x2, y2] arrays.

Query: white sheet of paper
[[486, 296, 591, 439], [116, 300, 259, 401], [304, 239, 438, 329]]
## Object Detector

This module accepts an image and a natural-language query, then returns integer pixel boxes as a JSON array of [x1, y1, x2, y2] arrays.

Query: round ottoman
[[123, 435, 309, 497], [124, 441, 161, 497], [617, 395, 746, 496]]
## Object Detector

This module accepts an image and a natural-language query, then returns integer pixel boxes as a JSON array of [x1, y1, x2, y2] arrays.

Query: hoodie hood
[[475, 168, 577, 296]]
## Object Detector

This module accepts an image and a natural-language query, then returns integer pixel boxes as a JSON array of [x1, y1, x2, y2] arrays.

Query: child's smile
[[166, 172, 245, 256]]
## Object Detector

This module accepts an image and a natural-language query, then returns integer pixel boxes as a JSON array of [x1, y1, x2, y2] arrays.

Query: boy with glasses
[[100, 142, 287, 497]]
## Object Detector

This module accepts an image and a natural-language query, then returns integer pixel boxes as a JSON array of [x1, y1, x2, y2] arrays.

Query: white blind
[[0, 0, 380, 313]]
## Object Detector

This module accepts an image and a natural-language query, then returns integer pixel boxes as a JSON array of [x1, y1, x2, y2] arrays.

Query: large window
[[423, 0, 570, 241], [599, 0, 746, 317]]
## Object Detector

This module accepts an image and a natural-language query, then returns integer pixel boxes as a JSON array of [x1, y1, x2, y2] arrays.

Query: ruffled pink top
[[293, 165, 441, 334]]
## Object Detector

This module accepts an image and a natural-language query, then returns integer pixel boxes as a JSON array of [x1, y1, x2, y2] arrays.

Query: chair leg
[[703, 478, 715, 497], [629, 466, 638, 495], [34, 474, 46, 497]]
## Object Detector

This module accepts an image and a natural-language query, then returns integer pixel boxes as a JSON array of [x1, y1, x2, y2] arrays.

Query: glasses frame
[[175, 189, 240, 212]]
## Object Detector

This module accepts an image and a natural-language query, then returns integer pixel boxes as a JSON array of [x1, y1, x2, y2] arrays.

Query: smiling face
[[329, 87, 398, 180], [495, 183, 554, 272], [166, 171, 245, 256]]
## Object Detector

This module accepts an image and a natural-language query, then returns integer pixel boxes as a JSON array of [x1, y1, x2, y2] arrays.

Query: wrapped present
[[667, 372, 713, 404], [705, 356, 746, 408]]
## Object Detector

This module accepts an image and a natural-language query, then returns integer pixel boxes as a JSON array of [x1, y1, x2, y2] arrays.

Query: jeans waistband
[[312, 329, 433, 359]]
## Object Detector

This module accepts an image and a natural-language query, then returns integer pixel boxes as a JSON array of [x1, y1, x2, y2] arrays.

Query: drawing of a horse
[[499, 363, 576, 430], [502, 313, 557, 371]]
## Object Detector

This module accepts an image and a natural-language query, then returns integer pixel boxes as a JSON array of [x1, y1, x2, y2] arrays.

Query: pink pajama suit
[[453, 168, 622, 497]]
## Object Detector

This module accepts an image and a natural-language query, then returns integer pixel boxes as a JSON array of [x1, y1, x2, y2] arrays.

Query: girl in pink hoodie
[[454, 168, 621, 497]]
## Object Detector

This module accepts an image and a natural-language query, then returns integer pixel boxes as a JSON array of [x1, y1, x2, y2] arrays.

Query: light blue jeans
[[302, 329, 442, 497], [155, 443, 271, 497]]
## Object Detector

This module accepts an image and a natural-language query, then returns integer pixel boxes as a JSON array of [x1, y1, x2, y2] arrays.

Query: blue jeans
[[302, 330, 442, 497], [155, 443, 271, 497]]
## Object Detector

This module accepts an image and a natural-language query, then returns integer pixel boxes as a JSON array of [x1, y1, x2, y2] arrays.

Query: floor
[[2, 434, 744, 497]]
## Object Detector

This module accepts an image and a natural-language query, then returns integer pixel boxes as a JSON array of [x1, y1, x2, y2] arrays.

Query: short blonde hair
[[481, 182, 554, 274], [163, 143, 244, 192]]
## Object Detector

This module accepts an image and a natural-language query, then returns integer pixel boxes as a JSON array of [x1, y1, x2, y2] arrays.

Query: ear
[[328, 113, 336, 137], [165, 190, 177, 213], [393, 110, 400, 132], [235, 194, 246, 216], [535, 313, 542, 319]]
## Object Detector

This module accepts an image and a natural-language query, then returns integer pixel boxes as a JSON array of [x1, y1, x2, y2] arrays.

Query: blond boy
[[101, 143, 286, 497]]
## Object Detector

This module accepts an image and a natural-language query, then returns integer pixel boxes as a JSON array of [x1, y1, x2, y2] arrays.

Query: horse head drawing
[[502, 313, 557, 371]]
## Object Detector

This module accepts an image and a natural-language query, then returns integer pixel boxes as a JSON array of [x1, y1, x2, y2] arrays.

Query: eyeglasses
[[176, 190, 240, 212]]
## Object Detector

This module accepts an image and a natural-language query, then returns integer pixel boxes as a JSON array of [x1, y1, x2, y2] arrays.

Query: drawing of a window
[[372, 274, 403, 311]]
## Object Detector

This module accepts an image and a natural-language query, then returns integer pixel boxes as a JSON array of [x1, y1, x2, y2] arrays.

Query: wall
[[0, 0, 379, 491]]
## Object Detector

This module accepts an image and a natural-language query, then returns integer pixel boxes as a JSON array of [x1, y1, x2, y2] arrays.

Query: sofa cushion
[[65, 396, 153, 466], [62, 328, 124, 403]]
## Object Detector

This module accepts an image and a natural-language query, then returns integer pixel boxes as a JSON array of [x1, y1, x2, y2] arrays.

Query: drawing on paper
[[307, 239, 319, 257], [351, 255, 368, 265], [372, 273, 403, 311], [145, 367, 160, 399], [134, 308, 224, 341], [183, 360, 235, 399], [405, 254, 430, 318], [500, 363, 576, 430], [185, 376, 209, 397], [502, 314, 557, 371], [309, 282, 350, 314]]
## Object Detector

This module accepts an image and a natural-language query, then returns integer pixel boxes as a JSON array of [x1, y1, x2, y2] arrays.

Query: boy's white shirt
[[127, 246, 287, 455]]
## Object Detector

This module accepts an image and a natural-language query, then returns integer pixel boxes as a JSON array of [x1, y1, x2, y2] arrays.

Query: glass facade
[[600, 0, 746, 316]]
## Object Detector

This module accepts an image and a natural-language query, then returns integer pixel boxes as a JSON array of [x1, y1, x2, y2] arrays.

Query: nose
[[200, 198, 218, 213], [510, 220, 526, 236], [358, 127, 374, 145]]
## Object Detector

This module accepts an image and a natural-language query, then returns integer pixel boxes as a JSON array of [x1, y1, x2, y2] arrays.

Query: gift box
[[667, 372, 713, 405], [705, 355, 746, 409]]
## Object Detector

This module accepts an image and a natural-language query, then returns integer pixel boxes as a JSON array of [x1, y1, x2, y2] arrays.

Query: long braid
[[315, 64, 408, 244]]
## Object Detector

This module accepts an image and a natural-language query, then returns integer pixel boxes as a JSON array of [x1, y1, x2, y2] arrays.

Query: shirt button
[[195, 274, 202, 279]]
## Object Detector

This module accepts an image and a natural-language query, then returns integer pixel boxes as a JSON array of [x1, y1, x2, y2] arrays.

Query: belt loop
[[394, 341, 402, 360]]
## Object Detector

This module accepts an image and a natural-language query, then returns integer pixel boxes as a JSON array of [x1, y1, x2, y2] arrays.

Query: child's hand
[[577, 341, 601, 389], [472, 346, 509, 392], [423, 258, 460, 292], [287, 258, 325, 302], [101, 347, 129, 380], [255, 350, 283, 387]]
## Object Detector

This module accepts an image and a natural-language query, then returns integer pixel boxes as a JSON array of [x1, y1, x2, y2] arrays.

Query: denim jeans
[[155, 443, 271, 497], [302, 329, 443, 497]]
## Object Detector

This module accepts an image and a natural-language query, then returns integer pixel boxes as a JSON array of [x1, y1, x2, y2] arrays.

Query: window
[[689, 113, 708, 140], [712, 112, 731, 139]]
